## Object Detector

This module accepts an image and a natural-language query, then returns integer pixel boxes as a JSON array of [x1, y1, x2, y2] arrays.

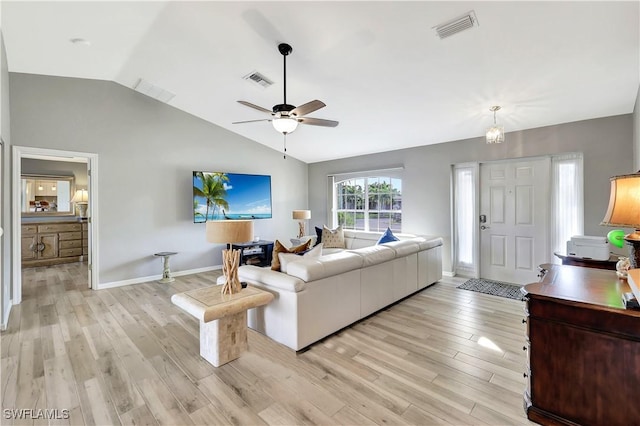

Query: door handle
[[480, 225, 490, 230]]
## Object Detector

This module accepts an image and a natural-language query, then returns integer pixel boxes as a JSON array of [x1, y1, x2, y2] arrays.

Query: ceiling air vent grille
[[434, 11, 478, 39], [243, 71, 273, 88], [133, 78, 175, 103]]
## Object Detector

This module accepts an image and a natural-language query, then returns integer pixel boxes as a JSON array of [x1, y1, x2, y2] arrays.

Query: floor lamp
[[206, 220, 254, 295]]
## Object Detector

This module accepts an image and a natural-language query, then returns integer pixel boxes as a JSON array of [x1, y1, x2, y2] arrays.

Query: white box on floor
[[566, 235, 610, 261]]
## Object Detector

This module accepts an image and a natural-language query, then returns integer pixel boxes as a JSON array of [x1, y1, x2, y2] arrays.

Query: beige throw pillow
[[322, 225, 345, 249], [271, 239, 312, 271]]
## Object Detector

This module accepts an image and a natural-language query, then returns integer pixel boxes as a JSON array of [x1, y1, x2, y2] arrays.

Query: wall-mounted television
[[193, 171, 272, 223]]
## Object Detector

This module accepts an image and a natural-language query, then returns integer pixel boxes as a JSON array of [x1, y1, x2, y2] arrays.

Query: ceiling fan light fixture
[[486, 106, 504, 144], [272, 117, 298, 134]]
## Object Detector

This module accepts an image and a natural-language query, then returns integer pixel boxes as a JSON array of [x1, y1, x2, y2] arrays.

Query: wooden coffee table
[[171, 285, 274, 367]]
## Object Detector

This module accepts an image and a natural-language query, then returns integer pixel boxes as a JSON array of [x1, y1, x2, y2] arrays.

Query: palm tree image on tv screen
[[193, 172, 273, 223]]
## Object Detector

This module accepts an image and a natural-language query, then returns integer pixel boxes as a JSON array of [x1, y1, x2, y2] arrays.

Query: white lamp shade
[[272, 118, 299, 134], [71, 189, 89, 203], [601, 173, 640, 228], [206, 220, 254, 244], [292, 209, 311, 220]]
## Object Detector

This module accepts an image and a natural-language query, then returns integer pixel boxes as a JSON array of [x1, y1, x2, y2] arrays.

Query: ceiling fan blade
[[298, 117, 339, 128], [237, 100, 273, 114], [290, 100, 326, 117], [232, 119, 272, 124]]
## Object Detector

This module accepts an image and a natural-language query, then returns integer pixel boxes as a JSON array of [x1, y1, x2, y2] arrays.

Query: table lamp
[[71, 189, 89, 217], [601, 172, 640, 268], [292, 209, 311, 238], [206, 220, 254, 294]]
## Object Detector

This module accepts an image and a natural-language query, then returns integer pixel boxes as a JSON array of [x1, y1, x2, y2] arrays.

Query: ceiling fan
[[233, 43, 339, 135]]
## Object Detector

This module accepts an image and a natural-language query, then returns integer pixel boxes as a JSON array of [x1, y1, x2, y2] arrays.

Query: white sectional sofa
[[238, 230, 443, 351]]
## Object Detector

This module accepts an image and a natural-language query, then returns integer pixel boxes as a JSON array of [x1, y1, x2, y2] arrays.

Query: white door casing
[[479, 158, 550, 284], [11, 146, 98, 303]]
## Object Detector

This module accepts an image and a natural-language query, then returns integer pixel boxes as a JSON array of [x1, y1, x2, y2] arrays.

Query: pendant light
[[486, 106, 504, 144]]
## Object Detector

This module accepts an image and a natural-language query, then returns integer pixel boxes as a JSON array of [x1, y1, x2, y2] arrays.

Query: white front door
[[479, 158, 550, 284]]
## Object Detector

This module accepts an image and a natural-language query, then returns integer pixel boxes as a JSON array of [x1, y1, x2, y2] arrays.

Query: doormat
[[457, 278, 524, 301]]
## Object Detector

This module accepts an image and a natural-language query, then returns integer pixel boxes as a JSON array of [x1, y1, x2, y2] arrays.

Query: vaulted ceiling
[[3, 1, 639, 163]]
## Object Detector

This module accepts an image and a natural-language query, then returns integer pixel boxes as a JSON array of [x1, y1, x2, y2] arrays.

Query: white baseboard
[[97, 265, 223, 290], [442, 270, 455, 277], [1, 302, 12, 331]]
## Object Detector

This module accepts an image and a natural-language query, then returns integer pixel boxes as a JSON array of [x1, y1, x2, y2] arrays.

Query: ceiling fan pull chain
[[283, 134, 287, 159]]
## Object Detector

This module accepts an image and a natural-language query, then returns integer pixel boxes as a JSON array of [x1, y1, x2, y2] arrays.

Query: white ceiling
[[3, 1, 639, 163]]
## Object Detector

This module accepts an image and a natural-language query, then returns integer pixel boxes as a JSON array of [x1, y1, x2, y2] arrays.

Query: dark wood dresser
[[522, 264, 640, 426]]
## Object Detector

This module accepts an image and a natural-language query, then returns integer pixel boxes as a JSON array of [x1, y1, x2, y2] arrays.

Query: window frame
[[330, 169, 403, 233]]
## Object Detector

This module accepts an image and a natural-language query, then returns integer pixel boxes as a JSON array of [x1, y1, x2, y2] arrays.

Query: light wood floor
[[2, 262, 535, 425]]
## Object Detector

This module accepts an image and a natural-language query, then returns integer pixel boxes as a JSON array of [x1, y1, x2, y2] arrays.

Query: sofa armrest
[[238, 265, 306, 292], [415, 236, 444, 250]]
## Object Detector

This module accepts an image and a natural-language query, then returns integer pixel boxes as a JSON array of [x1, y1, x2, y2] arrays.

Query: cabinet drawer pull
[[522, 346, 527, 351], [523, 372, 529, 378], [522, 318, 527, 324]]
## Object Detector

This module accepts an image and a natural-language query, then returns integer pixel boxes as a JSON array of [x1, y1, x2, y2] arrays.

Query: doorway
[[11, 146, 99, 304]]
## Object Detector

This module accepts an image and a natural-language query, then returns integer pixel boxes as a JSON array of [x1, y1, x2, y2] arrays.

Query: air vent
[[133, 78, 175, 103], [434, 11, 478, 39], [243, 71, 273, 88]]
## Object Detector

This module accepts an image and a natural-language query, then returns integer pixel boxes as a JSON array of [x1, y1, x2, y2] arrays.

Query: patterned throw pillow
[[271, 239, 312, 271], [322, 225, 345, 249]]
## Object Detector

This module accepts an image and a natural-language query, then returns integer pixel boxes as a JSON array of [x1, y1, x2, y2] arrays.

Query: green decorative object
[[607, 229, 625, 248]]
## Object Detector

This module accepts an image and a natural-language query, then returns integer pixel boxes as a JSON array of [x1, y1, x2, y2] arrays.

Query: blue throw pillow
[[377, 227, 400, 244]]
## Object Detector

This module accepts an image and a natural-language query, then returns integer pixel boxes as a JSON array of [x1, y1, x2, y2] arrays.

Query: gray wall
[[309, 115, 634, 273], [1, 30, 11, 326], [10, 73, 309, 284]]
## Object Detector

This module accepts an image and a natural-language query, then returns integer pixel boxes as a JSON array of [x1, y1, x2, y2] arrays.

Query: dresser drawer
[[58, 232, 82, 241], [59, 240, 82, 249], [22, 225, 37, 235], [38, 223, 82, 233], [59, 248, 82, 257]]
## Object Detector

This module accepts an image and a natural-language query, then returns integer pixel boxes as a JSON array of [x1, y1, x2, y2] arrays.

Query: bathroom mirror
[[21, 174, 75, 216]]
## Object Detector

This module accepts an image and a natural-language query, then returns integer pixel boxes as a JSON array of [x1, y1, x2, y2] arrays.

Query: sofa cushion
[[278, 243, 323, 273], [377, 227, 400, 244], [271, 239, 311, 271], [286, 251, 363, 282], [322, 248, 345, 255], [349, 244, 396, 266], [322, 225, 345, 249], [238, 265, 306, 292]]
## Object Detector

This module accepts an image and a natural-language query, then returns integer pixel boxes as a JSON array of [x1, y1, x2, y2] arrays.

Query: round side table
[[154, 252, 177, 283]]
